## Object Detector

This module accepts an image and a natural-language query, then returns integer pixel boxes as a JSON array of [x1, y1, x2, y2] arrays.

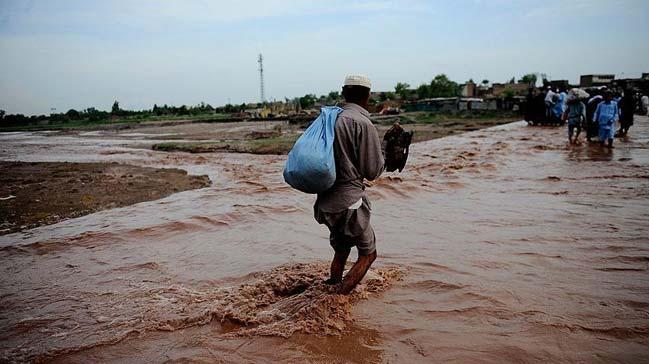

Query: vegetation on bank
[[0, 102, 234, 131], [1, 72, 539, 131]]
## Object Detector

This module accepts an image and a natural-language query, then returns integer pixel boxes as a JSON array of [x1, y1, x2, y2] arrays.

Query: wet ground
[[0, 117, 648, 363], [0, 161, 210, 235]]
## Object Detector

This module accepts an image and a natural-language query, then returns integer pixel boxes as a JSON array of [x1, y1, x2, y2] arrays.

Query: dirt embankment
[[148, 115, 519, 155], [152, 134, 298, 155], [0, 162, 210, 235]]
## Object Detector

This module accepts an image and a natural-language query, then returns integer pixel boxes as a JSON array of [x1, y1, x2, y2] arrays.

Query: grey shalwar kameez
[[313, 103, 384, 256]]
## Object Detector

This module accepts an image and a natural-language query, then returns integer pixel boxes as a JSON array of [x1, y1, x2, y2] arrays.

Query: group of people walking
[[565, 88, 638, 148], [526, 86, 646, 148]]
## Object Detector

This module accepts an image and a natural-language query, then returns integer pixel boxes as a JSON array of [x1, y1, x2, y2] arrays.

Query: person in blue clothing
[[593, 91, 619, 148], [553, 89, 567, 123], [564, 94, 586, 144]]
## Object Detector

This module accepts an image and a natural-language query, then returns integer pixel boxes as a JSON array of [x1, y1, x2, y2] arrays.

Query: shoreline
[[0, 161, 210, 235]]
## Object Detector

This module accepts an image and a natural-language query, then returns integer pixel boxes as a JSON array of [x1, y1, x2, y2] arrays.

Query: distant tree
[[84, 107, 108, 122], [467, 78, 474, 83], [65, 109, 80, 120], [3, 113, 28, 126], [394, 82, 410, 100], [0, 109, 5, 121], [508, 77, 516, 84], [299, 94, 317, 109], [518, 73, 537, 85], [379, 92, 388, 102], [503, 86, 515, 99], [481, 79, 489, 86], [327, 91, 340, 101], [429, 74, 458, 97], [223, 104, 235, 113], [111, 100, 120, 114], [416, 83, 430, 99]]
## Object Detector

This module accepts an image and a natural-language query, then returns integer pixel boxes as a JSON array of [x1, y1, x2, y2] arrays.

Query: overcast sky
[[1, 0, 648, 115]]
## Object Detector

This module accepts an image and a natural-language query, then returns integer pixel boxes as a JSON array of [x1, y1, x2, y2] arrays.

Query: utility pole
[[258, 53, 265, 103]]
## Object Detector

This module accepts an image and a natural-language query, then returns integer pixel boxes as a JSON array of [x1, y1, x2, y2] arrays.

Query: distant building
[[580, 74, 615, 87], [642, 73, 649, 80], [461, 81, 477, 97], [549, 80, 570, 91], [370, 91, 395, 102], [458, 98, 498, 111], [491, 82, 529, 97], [611, 77, 649, 94], [402, 98, 458, 112]]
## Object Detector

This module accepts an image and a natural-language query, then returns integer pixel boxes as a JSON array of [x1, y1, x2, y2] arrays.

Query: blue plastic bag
[[283, 106, 343, 193]]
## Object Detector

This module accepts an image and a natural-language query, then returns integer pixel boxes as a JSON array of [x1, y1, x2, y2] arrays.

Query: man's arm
[[358, 122, 385, 181], [593, 103, 600, 122]]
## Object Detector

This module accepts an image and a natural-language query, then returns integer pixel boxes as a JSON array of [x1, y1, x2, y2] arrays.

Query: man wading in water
[[314, 75, 384, 294]]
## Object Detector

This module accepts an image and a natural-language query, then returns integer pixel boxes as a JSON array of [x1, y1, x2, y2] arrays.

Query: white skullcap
[[344, 74, 372, 89]]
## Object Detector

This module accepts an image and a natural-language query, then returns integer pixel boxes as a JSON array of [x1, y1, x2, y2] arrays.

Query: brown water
[[1, 119, 648, 363]]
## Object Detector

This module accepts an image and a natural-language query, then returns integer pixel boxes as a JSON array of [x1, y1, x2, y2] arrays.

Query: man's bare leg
[[339, 251, 377, 294], [325, 248, 351, 285]]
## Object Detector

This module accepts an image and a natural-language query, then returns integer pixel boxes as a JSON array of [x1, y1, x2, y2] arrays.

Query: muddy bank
[[152, 134, 297, 155], [376, 116, 519, 143], [147, 116, 517, 155], [0, 162, 210, 234]]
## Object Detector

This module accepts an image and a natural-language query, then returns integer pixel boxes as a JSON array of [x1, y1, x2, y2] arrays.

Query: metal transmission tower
[[258, 53, 265, 103]]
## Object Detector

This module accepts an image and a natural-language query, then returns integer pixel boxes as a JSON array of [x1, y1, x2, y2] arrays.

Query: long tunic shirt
[[593, 101, 619, 127], [315, 103, 384, 213], [566, 102, 586, 125], [545, 90, 556, 104], [553, 92, 566, 118]]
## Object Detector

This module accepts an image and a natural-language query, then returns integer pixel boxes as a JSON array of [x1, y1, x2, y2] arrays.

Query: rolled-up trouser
[[599, 124, 614, 141], [314, 196, 376, 256], [568, 118, 581, 137]]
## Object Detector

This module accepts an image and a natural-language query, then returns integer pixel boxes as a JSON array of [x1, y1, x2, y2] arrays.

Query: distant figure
[[553, 90, 566, 122], [545, 86, 556, 120], [586, 91, 603, 142], [314, 75, 384, 294], [642, 94, 649, 116], [593, 91, 619, 148], [618, 90, 635, 136], [534, 89, 547, 124], [613, 91, 622, 104], [524, 88, 535, 123], [565, 95, 586, 144], [559, 88, 568, 113]]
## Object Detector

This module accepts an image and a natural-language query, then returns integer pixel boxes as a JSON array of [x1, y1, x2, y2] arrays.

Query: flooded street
[[1, 118, 648, 363]]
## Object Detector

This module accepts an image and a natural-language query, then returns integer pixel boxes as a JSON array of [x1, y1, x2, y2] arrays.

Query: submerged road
[[1, 118, 648, 363]]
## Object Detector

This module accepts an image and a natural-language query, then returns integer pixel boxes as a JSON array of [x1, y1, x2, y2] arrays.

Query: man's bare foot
[[339, 251, 377, 295], [324, 278, 341, 285], [329, 248, 351, 285]]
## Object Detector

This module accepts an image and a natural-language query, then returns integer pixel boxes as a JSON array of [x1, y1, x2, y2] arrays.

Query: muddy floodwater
[[1, 118, 648, 363]]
